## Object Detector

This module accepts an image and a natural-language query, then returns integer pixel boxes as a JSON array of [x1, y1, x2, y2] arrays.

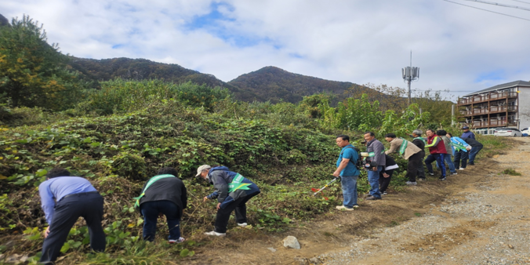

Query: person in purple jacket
[[461, 126, 475, 139], [38, 167, 105, 265]]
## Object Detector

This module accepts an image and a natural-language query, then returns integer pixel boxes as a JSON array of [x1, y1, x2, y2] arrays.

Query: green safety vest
[[228, 173, 251, 193], [134, 174, 175, 207], [368, 150, 385, 157], [398, 138, 408, 156], [450, 141, 467, 152]]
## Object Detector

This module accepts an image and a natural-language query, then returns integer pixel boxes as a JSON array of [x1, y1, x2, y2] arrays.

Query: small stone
[[268, 247, 277, 252], [309, 257, 320, 263], [283, 236, 301, 249]]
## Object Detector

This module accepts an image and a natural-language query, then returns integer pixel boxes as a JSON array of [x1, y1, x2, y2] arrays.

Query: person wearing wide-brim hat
[[461, 126, 475, 140], [196, 165, 260, 236]]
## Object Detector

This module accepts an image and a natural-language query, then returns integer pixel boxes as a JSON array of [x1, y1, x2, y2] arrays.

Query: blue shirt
[[336, 144, 360, 177], [461, 131, 475, 139], [39, 176, 97, 225]]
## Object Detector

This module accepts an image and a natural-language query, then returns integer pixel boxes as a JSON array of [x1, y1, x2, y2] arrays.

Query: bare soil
[[187, 138, 530, 264]]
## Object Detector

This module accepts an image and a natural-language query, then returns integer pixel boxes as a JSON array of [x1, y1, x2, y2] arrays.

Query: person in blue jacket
[[332, 134, 360, 211], [196, 165, 260, 236], [446, 133, 471, 170]]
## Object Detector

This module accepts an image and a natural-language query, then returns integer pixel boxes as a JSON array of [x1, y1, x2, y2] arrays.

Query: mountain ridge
[[68, 57, 363, 104], [227, 66, 361, 103]]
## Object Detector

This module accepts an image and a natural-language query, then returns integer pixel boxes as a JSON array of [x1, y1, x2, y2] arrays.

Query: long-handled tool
[[312, 177, 339, 199]]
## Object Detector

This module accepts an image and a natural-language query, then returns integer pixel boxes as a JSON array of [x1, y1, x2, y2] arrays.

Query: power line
[[442, 0, 530, 22], [460, 0, 530, 12], [510, 0, 530, 5]]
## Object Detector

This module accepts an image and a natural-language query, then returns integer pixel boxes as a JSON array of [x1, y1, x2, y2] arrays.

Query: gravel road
[[320, 138, 530, 265]]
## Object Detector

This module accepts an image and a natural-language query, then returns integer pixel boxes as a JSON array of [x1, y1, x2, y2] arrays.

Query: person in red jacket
[[424, 129, 448, 181]]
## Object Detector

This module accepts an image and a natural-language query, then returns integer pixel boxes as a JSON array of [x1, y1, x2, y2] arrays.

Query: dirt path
[[319, 137, 530, 265], [194, 138, 530, 265]]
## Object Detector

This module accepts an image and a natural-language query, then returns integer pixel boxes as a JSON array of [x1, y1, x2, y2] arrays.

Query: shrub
[[111, 152, 147, 181]]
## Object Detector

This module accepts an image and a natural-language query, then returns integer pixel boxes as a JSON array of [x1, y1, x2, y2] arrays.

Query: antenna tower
[[402, 51, 420, 105]]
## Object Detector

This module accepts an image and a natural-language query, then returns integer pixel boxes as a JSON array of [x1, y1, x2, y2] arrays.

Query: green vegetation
[[502, 168, 521, 176], [0, 78, 427, 263]]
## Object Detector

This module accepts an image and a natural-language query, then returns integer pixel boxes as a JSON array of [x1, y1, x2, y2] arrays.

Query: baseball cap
[[462, 126, 469, 130], [195, 165, 211, 177]]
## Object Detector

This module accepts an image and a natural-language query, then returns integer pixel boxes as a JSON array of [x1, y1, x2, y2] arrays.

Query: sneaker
[[364, 194, 374, 199], [204, 231, 226, 236], [168, 237, 185, 244], [352, 204, 360, 208], [381, 191, 388, 195], [418, 178, 425, 181], [336, 205, 354, 211], [451, 172, 457, 175], [439, 177, 446, 181], [458, 168, 465, 170], [237, 223, 248, 228], [406, 181, 417, 186], [428, 172, 434, 176], [365, 196, 382, 200]]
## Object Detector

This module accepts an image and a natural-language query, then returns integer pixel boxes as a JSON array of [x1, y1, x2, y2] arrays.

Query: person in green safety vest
[[196, 165, 261, 236], [410, 129, 427, 181], [135, 167, 187, 243], [384, 133, 423, 185]]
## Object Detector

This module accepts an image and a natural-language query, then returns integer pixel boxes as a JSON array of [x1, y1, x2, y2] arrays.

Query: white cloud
[[1, 0, 529, 98]]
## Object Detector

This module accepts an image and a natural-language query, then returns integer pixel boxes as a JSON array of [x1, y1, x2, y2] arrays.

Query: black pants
[[215, 192, 259, 233], [40, 192, 106, 265], [406, 152, 423, 182], [379, 170, 394, 193], [454, 150, 468, 169], [417, 151, 426, 179]]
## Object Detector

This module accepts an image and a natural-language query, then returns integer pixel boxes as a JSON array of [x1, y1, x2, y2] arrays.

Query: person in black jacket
[[379, 155, 399, 195], [135, 167, 187, 243], [462, 137, 484, 165], [411, 129, 426, 180]]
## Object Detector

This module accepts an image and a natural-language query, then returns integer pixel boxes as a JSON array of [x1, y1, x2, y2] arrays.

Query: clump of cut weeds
[[502, 168, 521, 176]]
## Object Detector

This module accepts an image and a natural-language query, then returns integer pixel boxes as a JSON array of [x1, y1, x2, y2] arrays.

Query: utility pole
[[402, 51, 420, 106]]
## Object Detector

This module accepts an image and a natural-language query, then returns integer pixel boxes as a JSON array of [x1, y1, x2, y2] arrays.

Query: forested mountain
[[68, 57, 232, 90], [0, 14, 9, 27], [68, 59, 365, 104], [228, 66, 363, 103]]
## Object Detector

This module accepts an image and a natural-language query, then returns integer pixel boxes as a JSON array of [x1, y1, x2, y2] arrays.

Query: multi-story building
[[457, 80, 530, 134]]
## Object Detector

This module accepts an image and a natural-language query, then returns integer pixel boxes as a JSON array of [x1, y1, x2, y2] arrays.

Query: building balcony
[[469, 120, 517, 128], [459, 105, 518, 116], [458, 92, 518, 105]]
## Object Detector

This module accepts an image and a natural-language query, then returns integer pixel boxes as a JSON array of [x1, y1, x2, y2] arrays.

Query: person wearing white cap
[[196, 165, 260, 236]]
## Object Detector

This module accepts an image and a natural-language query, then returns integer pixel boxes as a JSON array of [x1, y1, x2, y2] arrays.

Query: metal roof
[[463, 80, 530, 97]]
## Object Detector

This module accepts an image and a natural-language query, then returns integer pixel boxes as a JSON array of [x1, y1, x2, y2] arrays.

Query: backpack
[[341, 146, 363, 170]]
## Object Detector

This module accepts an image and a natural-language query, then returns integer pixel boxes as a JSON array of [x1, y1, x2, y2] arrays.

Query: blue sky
[[1, 0, 530, 99]]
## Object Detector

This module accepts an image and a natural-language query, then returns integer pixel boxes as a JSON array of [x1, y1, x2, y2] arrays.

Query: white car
[[522, 128, 529, 136], [493, 128, 523, 137]]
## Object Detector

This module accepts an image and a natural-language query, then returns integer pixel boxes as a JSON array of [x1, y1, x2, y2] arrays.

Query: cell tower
[[402, 51, 420, 105]]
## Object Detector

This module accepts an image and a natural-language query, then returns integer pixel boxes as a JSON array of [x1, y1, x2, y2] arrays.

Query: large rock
[[283, 236, 301, 249]]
